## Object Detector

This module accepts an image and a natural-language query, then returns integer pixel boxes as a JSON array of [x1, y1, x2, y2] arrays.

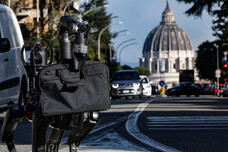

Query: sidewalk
[[59, 129, 149, 152]]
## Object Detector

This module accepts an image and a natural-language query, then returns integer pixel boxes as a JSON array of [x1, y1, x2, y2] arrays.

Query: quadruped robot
[[1, 3, 109, 152]]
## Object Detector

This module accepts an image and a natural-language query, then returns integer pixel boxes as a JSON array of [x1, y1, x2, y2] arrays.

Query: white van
[[0, 4, 27, 111]]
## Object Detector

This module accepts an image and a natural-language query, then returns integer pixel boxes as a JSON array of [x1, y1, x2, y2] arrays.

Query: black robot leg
[[46, 128, 64, 152], [32, 109, 49, 152], [67, 112, 99, 151], [1, 104, 25, 152]]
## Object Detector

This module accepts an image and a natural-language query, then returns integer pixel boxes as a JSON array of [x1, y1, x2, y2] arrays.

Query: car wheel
[[224, 91, 227, 97], [147, 95, 151, 98]]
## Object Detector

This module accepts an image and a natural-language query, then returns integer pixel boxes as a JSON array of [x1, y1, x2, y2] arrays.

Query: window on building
[[173, 64, 176, 69]]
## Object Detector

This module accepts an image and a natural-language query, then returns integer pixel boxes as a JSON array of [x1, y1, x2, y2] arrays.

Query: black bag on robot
[[38, 61, 111, 116]]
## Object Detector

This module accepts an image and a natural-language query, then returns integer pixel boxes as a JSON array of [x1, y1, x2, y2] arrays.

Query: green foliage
[[195, 41, 216, 81], [176, 0, 219, 17], [80, 0, 115, 62], [134, 67, 151, 76], [177, 0, 228, 80], [12, 0, 114, 63], [109, 62, 123, 78], [122, 65, 132, 70]]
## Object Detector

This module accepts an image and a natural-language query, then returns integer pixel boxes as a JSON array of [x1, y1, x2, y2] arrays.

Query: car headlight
[[112, 84, 119, 88], [133, 83, 140, 87]]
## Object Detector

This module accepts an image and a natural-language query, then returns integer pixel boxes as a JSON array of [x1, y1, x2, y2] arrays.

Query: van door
[[0, 31, 7, 82], [0, 10, 22, 105], [0, 24, 10, 105]]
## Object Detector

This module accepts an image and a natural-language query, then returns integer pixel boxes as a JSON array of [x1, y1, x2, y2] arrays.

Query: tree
[[177, 0, 228, 80], [195, 41, 216, 81], [122, 65, 132, 70], [2, 0, 114, 63], [80, 0, 114, 62], [134, 67, 151, 76], [176, 0, 222, 17], [109, 62, 123, 78]]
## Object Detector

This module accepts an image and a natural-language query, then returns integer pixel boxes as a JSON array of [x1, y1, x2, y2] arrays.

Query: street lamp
[[112, 32, 131, 60], [116, 38, 136, 51], [62, 0, 79, 16], [216, 45, 219, 90], [117, 32, 130, 38], [79, 4, 108, 22], [115, 29, 128, 35], [37, 0, 39, 38], [119, 42, 138, 65], [115, 38, 136, 61], [62, 1, 108, 22], [98, 21, 123, 60]]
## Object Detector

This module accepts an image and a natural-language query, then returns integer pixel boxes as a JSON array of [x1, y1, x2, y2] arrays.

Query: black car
[[166, 82, 201, 97]]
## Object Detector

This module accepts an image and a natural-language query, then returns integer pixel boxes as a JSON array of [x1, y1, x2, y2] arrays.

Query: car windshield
[[173, 85, 180, 89], [142, 78, 149, 83], [113, 72, 140, 81]]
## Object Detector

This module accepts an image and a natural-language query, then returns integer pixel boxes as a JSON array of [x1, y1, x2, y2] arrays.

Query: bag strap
[[72, 53, 87, 71]]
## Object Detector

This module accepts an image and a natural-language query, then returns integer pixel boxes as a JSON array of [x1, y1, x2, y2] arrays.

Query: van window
[[0, 11, 23, 48]]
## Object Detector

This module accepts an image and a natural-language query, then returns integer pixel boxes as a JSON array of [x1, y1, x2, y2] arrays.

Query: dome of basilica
[[143, 1, 193, 53], [140, 1, 197, 86]]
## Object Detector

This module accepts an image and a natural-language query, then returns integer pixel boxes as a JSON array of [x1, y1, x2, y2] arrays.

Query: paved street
[[1, 96, 228, 152], [138, 96, 228, 152]]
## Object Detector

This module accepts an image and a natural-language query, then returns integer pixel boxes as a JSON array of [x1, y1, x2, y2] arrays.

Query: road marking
[[147, 116, 228, 130], [125, 99, 181, 152]]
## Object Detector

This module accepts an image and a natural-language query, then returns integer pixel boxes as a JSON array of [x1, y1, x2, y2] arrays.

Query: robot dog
[[1, 9, 110, 152]]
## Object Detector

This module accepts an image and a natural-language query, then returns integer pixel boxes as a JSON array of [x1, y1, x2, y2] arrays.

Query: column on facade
[[171, 60, 173, 72], [148, 58, 152, 72], [157, 59, 160, 73], [176, 58, 180, 71], [188, 57, 192, 69]]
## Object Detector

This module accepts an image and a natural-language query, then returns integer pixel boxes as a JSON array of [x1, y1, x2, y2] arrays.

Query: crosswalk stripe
[[147, 116, 228, 130]]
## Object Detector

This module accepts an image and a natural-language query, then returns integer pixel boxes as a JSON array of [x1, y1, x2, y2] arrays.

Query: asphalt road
[[1, 95, 228, 152], [138, 96, 228, 152]]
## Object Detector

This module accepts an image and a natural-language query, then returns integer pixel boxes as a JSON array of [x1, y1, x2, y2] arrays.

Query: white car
[[140, 75, 152, 97], [0, 4, 27, 111]]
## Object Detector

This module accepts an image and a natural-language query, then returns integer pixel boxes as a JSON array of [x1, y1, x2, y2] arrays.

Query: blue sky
[[80, 0, 216, 67]]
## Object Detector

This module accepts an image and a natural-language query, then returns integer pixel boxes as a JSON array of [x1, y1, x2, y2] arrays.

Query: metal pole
[[8, 0, 10, 7], [119, 42, 138, 65], [37, 0, 39, 38], [217, 45, 219, 95], [98, 22, 123, 60], [109, 44, 112, 61], [98, 26, 110, 60], [116, 38, 136, 61]]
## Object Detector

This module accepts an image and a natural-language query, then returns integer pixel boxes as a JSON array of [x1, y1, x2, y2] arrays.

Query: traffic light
[[224, 64, 228, 68], [225, 78, 228, 82]]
